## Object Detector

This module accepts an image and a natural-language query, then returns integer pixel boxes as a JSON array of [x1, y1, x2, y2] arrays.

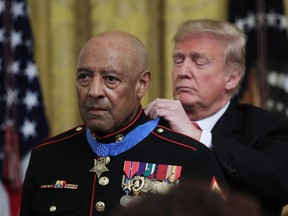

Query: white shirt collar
[[195, 101, 230, 132]]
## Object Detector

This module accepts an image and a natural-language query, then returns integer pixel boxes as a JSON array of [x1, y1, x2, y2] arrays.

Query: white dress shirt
[[194, 102, 230, 149]]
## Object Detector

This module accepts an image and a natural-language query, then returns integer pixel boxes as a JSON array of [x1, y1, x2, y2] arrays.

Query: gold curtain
[[27, 0, 230, 135], [27, 0, 288, 132], [27, 1, 288, 214]]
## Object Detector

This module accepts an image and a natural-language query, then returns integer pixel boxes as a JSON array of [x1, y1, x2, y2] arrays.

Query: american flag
[[0, 0, 49, 215], [229, 0, 288, 118]]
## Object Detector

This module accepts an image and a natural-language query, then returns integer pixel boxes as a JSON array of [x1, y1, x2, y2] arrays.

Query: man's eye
[[194, 57, 209, 67], [104, 75, 120, 83], [77, 73, 91, 84], [78, 74, 88, 80], [106, 76, 117, 82], [195, 60, 206, 66], [173, 58, 183, 65]]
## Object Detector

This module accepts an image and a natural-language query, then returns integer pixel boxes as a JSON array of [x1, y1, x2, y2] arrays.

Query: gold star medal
[[90, 157, 109, 178]]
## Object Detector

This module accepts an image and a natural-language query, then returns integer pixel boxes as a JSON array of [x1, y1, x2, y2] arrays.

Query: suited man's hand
[[145, 98, 201, 141]]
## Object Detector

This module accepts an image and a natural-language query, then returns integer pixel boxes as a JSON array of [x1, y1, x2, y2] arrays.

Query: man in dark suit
[[145, 19, 288, 216], [20, 31, 227, 216]]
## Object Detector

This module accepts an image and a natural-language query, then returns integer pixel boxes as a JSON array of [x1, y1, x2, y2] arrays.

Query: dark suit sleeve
[[212, 116, 288, 208]]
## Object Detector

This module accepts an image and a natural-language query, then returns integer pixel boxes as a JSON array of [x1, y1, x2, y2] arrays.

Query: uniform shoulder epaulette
[[34, 125, 86, 150]]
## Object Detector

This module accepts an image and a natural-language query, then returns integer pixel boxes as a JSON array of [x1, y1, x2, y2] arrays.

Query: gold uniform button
[[95, 201, 105, 212], [115, 134, 124, 142], [99, 176, 109, 186], [157, 128, 164, 133], [49, 205, 56, 213], [76, 126, 83, 131]]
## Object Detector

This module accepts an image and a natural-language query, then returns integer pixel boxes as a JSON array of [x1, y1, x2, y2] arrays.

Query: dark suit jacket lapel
[[212, 102, 242, 141]]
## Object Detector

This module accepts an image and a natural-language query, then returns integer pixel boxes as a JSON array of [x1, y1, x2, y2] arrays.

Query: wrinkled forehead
[[173, 32, 227, 54], [175, 31, 226, 46]]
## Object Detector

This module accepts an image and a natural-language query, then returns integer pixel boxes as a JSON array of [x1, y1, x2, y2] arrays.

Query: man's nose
[[179, 60, 193, 77], [88, 76, 104, 98]]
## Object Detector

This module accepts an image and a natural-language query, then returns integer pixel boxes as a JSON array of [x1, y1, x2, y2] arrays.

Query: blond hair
[[173, 19, 247, 96]]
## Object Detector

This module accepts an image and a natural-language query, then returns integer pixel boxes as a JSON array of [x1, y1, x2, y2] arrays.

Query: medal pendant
[[90, 157, 109, 178], [131, 176, 145, 195], [156, 181, 172, 194], [141, 179, 154, 193], [120, 194, 133, 207]]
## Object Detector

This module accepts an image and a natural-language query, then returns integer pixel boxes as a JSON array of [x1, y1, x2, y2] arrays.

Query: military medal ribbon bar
[[120, 160, 182, 207]]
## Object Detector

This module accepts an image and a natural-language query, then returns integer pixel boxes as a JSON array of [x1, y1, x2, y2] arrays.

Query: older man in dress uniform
[[20, 31, 227, 216]]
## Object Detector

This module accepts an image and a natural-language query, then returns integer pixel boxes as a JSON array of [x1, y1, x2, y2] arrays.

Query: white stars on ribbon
[[20, 119, 37, 140], [23, 90, 39, 111], [96, 145, 109, 156]]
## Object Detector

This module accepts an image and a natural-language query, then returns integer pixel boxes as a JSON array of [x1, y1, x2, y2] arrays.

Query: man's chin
[[175, 95, 197, 105], [85, 119, 113, 133]]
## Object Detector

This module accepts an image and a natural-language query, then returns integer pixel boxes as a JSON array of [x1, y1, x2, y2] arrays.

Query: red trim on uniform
[[89, 173, 97, 216], [35, 126, 86, 150], [95, 107, 143, 139], [152, 131, 197, 151], [157, 125, 195, 138]]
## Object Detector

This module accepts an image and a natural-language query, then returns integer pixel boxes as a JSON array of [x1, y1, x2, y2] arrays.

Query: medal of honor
[[90, 157, 109, 178]]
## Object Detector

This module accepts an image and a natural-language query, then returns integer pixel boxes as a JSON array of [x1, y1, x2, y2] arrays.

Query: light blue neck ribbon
[[86, 118, 160, 157]]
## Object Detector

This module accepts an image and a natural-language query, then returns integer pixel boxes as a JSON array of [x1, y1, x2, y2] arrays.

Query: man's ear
[[225, 69, 241, 91], [136, 70, 151, 98]]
